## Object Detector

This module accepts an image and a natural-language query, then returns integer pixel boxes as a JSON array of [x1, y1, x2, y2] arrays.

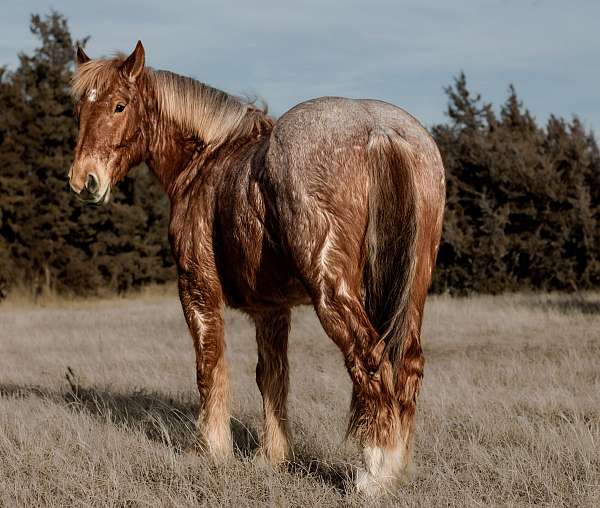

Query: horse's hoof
[[355, 467, 383, 496], [184, 440, 233, 463], [252, 447, 289, 469], [183, 442, 203, 455]]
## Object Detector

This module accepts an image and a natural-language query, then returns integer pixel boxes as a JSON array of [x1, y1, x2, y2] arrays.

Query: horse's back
[[270, 97, 371, 151], [268, 96, 442, 177], [266, 96, 444, 204]]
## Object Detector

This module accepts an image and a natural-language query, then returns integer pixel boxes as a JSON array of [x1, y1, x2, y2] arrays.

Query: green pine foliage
[[432, 73, 600, 293], [0, 14, 598, 298]]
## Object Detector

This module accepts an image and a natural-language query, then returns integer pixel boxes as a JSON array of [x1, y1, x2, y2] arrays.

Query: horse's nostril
[[86, 173, 99, 194]]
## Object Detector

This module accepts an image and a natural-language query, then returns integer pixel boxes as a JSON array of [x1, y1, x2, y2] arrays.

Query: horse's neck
[[144, 113, 202, 199], [145, 115, 267, 204]]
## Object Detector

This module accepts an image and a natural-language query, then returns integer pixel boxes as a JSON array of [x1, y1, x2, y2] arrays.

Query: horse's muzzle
[[70, 173, 109, 205]]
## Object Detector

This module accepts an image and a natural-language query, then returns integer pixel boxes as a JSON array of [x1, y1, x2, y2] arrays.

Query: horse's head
[[69, 41, 148, 205]]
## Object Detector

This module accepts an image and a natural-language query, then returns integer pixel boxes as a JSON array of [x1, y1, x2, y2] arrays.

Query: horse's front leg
[[179, 276, 232, 460]]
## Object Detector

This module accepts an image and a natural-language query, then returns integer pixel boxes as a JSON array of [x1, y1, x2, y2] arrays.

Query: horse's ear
[[121, 40, 145, 82], [76, 46, 90, 66]]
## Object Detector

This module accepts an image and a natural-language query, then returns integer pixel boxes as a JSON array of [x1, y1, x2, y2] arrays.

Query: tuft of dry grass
[[0, 292, 599, 506]]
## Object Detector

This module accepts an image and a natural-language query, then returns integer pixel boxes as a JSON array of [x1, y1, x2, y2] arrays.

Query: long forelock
[[71, 56, 126, 101]]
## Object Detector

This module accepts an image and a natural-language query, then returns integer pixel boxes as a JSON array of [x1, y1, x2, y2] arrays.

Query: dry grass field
[[0, 289, 599, 507]]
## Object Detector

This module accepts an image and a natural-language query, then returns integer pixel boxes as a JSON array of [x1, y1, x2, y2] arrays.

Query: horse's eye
[[115, 103, 126, 113]]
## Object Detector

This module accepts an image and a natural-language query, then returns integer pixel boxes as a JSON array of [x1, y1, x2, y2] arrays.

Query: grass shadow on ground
[[0, 375, 355, 494], [287, 454, 354, 495], [0, 378, 198, 449]]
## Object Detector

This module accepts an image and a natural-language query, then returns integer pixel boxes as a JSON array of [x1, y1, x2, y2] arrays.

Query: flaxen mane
[[150, 71, 273, 146], [72, 56, 273, 147]]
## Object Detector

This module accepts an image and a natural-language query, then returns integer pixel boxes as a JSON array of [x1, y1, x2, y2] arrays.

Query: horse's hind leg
[[254, 308, 292, 464], [303, 269, 408, 491]]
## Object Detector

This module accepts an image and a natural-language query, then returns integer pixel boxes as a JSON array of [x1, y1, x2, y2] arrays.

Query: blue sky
[[2, 1, 598, 130]]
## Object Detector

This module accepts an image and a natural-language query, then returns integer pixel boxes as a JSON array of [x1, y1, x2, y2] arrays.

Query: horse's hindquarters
[[265, 96, 445, 494]]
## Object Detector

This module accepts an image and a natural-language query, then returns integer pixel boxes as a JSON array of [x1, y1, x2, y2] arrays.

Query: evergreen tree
[[432, 75, 600, 293], [0, 12, 174, 298]]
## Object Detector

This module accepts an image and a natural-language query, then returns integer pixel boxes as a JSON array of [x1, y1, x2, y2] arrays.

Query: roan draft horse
[[68, 41, 445, 494]]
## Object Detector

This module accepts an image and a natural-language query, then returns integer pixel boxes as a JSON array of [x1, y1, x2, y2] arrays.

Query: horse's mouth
[[99, 186, 111, 205], [75, 185, 111, 207]]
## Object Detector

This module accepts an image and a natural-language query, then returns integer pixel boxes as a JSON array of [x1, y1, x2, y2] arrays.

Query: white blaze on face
[[88, 89, 97, 102]]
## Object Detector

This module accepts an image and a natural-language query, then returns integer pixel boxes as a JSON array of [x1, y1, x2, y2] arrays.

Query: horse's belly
[[215, 229, 310, 311], [221, 269, 311, 312]]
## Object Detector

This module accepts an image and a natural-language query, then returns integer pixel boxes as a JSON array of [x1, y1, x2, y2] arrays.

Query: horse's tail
[[364, 127, 419, 375]]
